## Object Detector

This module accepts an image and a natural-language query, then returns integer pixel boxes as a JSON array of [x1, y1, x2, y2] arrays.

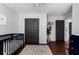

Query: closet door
[[56, 20, 64, 42], [69, 22, 72, 38], [25, 18, 39, 44]]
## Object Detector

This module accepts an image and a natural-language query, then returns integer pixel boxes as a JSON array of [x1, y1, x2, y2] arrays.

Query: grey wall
[[72, 3, 79, 35], [0, 4, 19, 35]]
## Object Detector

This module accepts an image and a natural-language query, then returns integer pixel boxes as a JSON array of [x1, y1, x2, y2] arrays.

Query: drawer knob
[[71, 47, 74, 49], [71, 40, 73, 43]]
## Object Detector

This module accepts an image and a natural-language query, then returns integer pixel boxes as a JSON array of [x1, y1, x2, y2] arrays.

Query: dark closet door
[[25, 18, 39, 44], [69, 22, 72, 38], [56, 20, 64, 42]]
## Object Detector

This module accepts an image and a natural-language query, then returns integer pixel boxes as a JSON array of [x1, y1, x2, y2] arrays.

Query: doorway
[[25, 18, 39, 44]]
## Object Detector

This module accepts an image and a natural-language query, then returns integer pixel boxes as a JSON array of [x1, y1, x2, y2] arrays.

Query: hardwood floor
[[48, 41, 66, 55]]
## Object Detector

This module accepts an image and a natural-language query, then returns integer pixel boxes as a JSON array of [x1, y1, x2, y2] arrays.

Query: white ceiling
[[3, 3, 72, 16]]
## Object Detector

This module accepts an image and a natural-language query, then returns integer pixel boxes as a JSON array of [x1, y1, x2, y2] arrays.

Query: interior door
[[56, 20, 64, 42], [25, 18, 39, 44], [69, 22, 72, 38]]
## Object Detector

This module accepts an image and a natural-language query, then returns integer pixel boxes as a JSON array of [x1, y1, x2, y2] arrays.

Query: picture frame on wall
[[48, 22, 54, 25], [0, 14, 7, 25]]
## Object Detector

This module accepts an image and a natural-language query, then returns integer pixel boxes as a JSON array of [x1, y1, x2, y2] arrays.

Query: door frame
[[24, 18, 39, 44]]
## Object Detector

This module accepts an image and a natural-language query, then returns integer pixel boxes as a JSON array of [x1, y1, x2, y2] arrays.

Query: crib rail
[[0, 33, 24, 55]]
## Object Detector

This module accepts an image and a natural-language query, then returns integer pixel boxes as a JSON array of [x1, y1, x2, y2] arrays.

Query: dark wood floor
[[48, 41, 66, 55]]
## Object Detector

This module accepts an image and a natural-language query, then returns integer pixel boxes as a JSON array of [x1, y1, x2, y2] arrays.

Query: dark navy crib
[[69, 35, 79, 55], [0, 33, 24, 55]]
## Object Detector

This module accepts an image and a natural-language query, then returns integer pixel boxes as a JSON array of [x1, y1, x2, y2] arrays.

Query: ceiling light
[[34, 3, 40, 7]]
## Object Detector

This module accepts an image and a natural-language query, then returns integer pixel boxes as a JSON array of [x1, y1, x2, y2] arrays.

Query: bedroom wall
[[72, 3, 79, 35], [18, 13, 47, 44], [0, 4, 19, 35]]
